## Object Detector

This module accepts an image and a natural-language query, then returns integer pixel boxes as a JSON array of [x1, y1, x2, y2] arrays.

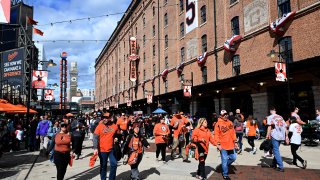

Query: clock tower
[[69, 62, 78, 98]]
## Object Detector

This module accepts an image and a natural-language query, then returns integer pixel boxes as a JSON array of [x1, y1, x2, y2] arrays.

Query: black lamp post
[[267, 48, 291, 115]]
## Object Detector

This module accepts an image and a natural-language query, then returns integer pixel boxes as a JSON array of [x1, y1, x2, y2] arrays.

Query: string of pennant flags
[[96, 10, 298, 107]]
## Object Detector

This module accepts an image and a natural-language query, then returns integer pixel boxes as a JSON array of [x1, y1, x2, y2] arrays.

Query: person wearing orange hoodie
[[153, 117, 170, 161], [192, 118, 214, 180], [214, 110, 238, 180]]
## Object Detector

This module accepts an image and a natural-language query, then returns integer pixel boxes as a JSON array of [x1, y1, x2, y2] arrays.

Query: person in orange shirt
[[214, 110, 238, 180], [244, 115, 259, 154], [170, 112, 191, 162], [153, 117, 170, 161], [123, 123, 150, 180], [117, 113, 129, 143], [93, 112, 120, 180], [192, 118, 215, 180]]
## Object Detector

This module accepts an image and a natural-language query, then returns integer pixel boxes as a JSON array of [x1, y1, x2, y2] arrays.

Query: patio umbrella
[[66, 113, 74, 117], [5, 104, 38, 114], [152, 108, 167, 114], [0, 99, 25, 112]]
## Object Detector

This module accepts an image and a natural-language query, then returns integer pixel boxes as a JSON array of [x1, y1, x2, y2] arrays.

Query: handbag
[[113, 142, 122, 161], [127, 151, 138, 165]]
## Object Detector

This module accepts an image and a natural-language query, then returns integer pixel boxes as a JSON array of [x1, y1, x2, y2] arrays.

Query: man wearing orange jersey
[[170, 112, 191, 162], [214, 110, 238, 180], [93, 112, 120, 180]]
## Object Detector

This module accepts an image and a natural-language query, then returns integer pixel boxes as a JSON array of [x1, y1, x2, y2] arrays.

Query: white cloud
[[32, 0, 131, 99]]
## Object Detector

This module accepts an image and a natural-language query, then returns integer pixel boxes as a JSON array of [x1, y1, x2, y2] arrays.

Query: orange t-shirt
[[246, 120, 258, 136], [153, 123, 170, 144], [213, 118, 237, 150], [54, 133, 71, 152], [129, 136, 143, 153], [94, 123, 118, 152], [117, 117, 128, 131], [170, 115, 189, 138], [192, 127, 214, 154]]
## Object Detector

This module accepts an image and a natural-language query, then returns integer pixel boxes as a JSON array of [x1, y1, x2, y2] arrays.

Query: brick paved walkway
[[208, 165, 320, 180]]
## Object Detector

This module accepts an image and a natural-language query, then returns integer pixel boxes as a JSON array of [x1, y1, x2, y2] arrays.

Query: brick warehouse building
[[95, 0, 320, 121]]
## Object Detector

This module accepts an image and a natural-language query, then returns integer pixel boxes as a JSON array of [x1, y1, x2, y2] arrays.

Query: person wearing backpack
[[192, 118, 215, 180], [123, 123, 150, 180], [233, 116, 244, 154]]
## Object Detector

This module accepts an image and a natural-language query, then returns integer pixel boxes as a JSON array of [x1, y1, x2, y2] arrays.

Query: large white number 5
[[186, 0, 195, 26]]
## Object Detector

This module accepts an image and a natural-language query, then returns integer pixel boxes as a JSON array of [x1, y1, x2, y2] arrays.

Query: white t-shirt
[[267, 114, 287, 141], [289, 123, 303, 145], [316, 115, 320, 122]]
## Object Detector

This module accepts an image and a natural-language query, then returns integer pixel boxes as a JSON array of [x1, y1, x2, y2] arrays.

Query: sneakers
[[302, 160, 307, 169], [156, 157, 162, 161], [253, 147, 257, 154], [237, 149, 242, 154], [183, 159, 191, 163], [275, 167, 284, 172], [223, 176, 231, 180]]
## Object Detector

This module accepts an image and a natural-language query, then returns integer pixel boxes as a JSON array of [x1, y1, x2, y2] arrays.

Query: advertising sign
[[126, 99, 132, 107], [244, 0, 269, 33], [146, 93, 153, 104], [275, 63, 287, 82], [44, 89, 54, 101], [183, 85, 192, 97], [130, 61, 137, 82], [129, 37, 137, 55], [1, 47, 24, 90], [186, 0, 198, 34], [32, 70, 48, 89], [0, 0, 10, 23]]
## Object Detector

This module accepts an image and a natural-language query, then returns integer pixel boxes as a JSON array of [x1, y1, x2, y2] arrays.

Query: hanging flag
[[0, 0, 10, 24], [223, 35, 242, 51], [127, 99, 132, 107], [32, 70, 48, 89], [275, 62, 287, 82], [161, 69, 169, 81], [33, 27, 44, 36], [146, 93, 153, 104], [270, 11, 296, 36], [197, 52, 208, 67], [183, 85, 192, 97], [27, 16, 38, 25], [176, 63, 184, 76], [114, 103, 118, 109], [44, 89, 54, 101]]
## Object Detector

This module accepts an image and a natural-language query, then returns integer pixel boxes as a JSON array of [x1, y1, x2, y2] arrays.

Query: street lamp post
[[267, 48, 291, 115]]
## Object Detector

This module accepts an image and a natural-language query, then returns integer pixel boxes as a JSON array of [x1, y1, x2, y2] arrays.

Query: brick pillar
[[190, 100, 198, 116], [312, 86, 320, 110], [214, 98, 231, 112], [251, 92, 270, 122]]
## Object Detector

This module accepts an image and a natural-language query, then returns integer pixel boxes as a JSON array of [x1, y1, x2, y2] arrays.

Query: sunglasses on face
[[61, 125, 67, 128]]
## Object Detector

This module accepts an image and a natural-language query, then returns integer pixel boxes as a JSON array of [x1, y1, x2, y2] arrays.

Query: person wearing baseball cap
[[93, 112, 120, 180], [214, 110, 238, 180]]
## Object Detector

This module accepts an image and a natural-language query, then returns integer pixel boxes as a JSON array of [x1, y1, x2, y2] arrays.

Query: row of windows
[[179, 5, 207, 38]]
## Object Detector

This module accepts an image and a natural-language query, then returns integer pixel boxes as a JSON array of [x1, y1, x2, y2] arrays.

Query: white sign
[[185, 0, 198, 34], [244, 0, 269, 33], [146, 94, 153, 104]]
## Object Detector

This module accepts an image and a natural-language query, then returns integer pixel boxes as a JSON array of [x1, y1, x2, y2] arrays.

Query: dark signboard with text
[[1, 47, 25, 90]]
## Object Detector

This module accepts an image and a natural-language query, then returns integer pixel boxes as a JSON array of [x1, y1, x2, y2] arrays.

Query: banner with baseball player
[[146, 93, 153, 104], [32, 70, 48, 89], [44, 89, 54, 101], [275, 62, 287, 82], [183, 85, 192, 97]]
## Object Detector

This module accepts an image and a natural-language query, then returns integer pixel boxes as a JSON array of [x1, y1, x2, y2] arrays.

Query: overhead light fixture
[[258, 82, 265, 86], [53, 83, 59, 88], [216, 90, 221, 93], [198, 93, 202, 96], [48, 59, 57, 67], [231, 87, 236, 91]]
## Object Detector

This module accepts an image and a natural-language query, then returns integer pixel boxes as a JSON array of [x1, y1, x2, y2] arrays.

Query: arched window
[[200, 5, 206, 24], [231, 16, 240, 35], [201, 34, 207, 53], [180, 22, 185, 38], [164, 13, 168, 27], [232, 55, 240, 76], [165, 35, 168, 48]]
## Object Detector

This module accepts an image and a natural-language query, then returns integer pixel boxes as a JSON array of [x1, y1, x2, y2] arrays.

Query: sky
[[31, 0, 131, 98]]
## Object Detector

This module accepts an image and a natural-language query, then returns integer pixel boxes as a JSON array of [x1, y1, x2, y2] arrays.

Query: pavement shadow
[[117, 167, 160, 180], [243, 147, 252, 153], [0, 151, 47, 169], [258, 156, 273, 167], [81, 152, 93, 159], [190, 166, 214, 178], [0, 170, 19, 179], [214, 164, 237, 174], [65, 165, 100, 180], [282, 156, 293, 165]]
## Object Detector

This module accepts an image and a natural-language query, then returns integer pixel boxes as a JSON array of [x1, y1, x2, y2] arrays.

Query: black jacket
[[122, 133, 149, 155]]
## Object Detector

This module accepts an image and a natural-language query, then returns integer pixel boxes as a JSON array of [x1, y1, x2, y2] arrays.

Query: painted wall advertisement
[[1, 47, 25, 90]]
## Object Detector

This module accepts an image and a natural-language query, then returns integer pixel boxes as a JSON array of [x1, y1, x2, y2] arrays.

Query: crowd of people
[[0, 106, 319, 180]]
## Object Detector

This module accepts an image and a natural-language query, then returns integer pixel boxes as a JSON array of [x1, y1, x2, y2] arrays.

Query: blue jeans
[[271, 138, 284, 169], [236, 133, 243, 150], [98, 150, 117, 180], [220, 149, 237, 177]]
